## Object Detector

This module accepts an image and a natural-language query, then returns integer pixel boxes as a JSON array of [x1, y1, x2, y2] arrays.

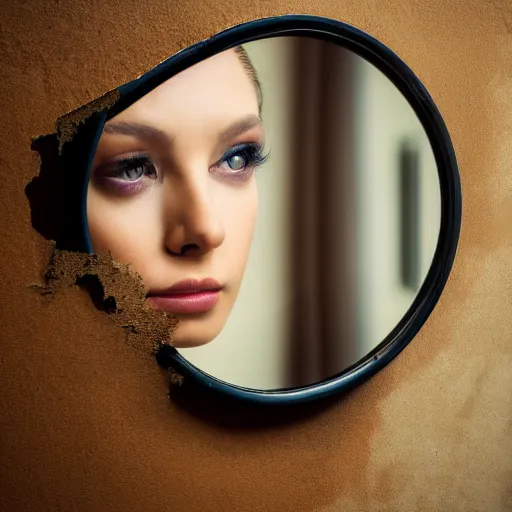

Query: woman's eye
[[92, 154, 159, 196], [218, 143, 268, 175], [109, 156, 157, 181]]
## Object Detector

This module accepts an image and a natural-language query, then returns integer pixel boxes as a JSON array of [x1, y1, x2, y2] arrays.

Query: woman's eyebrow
[[102, 121, 172, 145], [218, 115, 262, 144], [102, 114, 261, 144]]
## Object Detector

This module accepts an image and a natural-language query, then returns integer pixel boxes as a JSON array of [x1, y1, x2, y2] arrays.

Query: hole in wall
[[25, 92, 180, 372]]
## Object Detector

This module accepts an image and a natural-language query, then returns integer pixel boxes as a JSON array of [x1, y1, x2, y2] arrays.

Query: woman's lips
[[146, 278, 222, 315]]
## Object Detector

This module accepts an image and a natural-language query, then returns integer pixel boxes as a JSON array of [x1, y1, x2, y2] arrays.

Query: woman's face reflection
[[87, 48, 265, 347]]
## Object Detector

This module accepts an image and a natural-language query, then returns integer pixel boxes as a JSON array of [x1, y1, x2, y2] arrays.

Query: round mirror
[[53, 16, 461, 403]]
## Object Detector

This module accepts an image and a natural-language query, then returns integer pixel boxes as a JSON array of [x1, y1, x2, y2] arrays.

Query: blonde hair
[[234, 45, 263, 114]]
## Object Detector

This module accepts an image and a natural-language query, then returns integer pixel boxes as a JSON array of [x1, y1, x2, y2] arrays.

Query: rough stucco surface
[[0, 1, 511, 511]]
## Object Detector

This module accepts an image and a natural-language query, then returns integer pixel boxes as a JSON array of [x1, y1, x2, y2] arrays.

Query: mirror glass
[[86, 35, 441, 390]]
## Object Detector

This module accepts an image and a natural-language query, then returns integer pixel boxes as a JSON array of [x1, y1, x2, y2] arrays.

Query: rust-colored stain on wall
[[0, 1, 511, 511]]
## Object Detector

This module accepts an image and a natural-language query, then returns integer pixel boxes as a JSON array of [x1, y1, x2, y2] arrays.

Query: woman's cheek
[[92, 204, 155, 263], [229, 187, 258, 251]]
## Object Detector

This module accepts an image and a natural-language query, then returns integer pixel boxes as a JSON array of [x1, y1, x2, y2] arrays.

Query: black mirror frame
[[54, 14, 462, 406]]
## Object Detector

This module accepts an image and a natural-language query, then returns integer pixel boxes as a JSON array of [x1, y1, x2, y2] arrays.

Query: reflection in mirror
[[86, 36, 441, 390]]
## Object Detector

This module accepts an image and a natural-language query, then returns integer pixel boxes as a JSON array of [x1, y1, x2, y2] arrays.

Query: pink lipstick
[[146, 278, 222, 315]]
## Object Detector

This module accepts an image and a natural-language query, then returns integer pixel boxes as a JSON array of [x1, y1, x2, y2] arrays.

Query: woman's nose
[[163, 181, 225, 257]]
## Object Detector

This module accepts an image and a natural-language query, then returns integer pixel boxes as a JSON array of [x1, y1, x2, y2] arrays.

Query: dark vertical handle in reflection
[[399, 141, 421, 291]]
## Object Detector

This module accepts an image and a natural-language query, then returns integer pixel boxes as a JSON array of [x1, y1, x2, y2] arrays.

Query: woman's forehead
[[114, 49, 257, 122]]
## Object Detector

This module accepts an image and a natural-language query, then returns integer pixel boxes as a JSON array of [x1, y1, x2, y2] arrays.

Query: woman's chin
[[172, 337, 213, 349], [170, 319, 223, 349]]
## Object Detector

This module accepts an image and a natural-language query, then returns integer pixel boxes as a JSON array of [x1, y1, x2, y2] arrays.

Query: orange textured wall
[[0, 1, 511, 510]]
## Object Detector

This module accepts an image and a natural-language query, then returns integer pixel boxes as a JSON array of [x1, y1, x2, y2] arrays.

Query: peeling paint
[[56, 89, 120, 153], [31, 244, 179, 357]]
